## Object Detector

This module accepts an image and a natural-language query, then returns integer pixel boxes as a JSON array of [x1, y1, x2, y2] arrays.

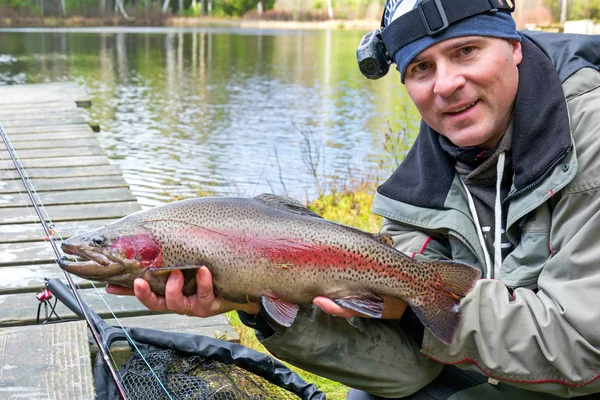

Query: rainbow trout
[[59, 194, 480, 344]]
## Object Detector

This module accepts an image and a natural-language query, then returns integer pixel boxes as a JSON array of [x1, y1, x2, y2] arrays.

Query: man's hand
[[106, 267, 258, 317], [312, 295, 408, 319]]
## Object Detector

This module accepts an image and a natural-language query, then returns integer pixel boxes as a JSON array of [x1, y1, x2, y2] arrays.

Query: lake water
[[0, 27, 420, 207]]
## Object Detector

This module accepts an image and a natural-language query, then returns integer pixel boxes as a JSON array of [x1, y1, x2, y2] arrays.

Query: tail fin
[[411, 260, 481, 345]]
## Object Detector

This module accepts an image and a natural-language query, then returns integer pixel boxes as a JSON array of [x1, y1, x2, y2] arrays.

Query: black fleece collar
[[377, 35, 572, 210]]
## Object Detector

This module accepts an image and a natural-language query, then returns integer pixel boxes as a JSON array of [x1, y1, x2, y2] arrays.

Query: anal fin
[[260, 296, 299, 327]]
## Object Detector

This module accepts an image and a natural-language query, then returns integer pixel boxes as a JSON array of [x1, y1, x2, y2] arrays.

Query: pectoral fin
[[334, 294, 384, 318], [260, 296, 299, 327]]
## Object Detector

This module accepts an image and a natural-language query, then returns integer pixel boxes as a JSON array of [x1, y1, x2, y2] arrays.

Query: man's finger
[[195, 267, 215, 304], [133, 278, 167, 311], [313, 296, 358, 318], [106, 284, 134, 296], [164, 270, 189, 314]]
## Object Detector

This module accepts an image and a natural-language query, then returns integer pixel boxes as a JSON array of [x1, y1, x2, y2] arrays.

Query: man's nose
[[433, 62, 466, 97]]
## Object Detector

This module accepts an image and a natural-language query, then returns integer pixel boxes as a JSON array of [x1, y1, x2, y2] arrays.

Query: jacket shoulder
[[521, 30, 600, 82]]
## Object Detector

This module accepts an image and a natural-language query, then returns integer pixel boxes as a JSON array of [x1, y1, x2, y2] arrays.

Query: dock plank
[[0, 146, 106, 160], [0, 288, 167, 327], [0, 110, 84, 121], [0, 241, 60, 266], [0, 106, 81, 116], [9, 137, 99, 150], [0, 100, 77, 111], [1, 117, 88, 127], [0, 219, 117, 243], [0, 321, 95, 399], [0, 175, 131, 194], [0, 82, 91, 106], [7, 131, 95, 142], [0, 165, 123, 180], [0, 187, 137, 207], [5, 155, 111, 169], [0, 201, 141, 225], [0, 264, 94, 295], [3, 124, 95, 135]]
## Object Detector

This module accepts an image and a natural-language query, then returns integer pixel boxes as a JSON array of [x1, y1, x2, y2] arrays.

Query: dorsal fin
[[254, 193, 323, 219], [372, 233, 394, 247]]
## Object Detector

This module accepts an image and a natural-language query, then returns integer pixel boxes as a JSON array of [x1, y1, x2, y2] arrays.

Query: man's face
[[404, 36, 522, 149]]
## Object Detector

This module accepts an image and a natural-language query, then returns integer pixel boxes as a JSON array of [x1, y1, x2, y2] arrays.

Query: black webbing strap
[[381, 0, 515, 59]]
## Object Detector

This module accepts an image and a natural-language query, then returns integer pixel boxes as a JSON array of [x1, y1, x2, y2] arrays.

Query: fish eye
[[92, 236, 106, 246]]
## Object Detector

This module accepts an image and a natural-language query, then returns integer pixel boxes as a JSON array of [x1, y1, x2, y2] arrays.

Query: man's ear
[[510, 39, 523, 66]]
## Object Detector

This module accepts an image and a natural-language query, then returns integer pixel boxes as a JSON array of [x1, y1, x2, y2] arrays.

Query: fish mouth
[[59, 243, 124, 278]]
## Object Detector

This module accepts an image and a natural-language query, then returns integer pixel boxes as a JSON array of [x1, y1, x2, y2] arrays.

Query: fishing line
[[1, 122, 177, 399], [2, 123, 178, 399], [0, 121, 131, 400]]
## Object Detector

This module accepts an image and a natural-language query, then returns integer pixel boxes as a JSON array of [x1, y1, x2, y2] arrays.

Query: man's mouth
[[445, 100, 479, 115]]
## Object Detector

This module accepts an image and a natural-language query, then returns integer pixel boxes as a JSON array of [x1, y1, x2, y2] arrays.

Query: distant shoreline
[[0, 16, 379, 31]]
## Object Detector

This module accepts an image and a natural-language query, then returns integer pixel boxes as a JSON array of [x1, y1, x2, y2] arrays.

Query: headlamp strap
[[382, 0, 515, 60]]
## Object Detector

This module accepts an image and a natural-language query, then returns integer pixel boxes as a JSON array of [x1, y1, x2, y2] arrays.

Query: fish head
[[58, 222, 162, 286]]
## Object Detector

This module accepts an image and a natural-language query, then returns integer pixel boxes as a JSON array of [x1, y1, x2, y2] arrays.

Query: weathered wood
[[0, 288, 167, 327], [7, 131, 95, 143], [0, 175, 131, 194], [0, 187, 137, 208], [0, 100, 77, 111], [0, 82, 91, 107], [1, 117, 88, 127], [2, 124, 94, 135], [0, 321, 95, 399], [0, 146, 105, 160], [0, 165, 122, 180], [0, 176, 126, 194], [0, 110, 84, 121], [0, 106, 80, 117], [0, 241, 58, 266], [0, 219, 117, 243], [4, 155, 110, 169], [0, 264, 93, 295], [8, 137, 99, 150], [0, 201, 141, 225]]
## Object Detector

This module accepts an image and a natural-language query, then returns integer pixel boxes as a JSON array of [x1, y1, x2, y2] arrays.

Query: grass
[[226, 311, 350, 400], [225, 186, 382, 400]]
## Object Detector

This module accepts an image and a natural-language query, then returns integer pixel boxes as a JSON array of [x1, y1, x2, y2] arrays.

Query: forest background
[[0, 0, 599, 29]]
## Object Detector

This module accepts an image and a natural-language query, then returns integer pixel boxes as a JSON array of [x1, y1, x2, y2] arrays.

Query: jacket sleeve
[[256, 306, 444, 398], [420, 68, 600, 397]]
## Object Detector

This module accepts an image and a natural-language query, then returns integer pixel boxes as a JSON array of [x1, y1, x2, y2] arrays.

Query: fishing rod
[[0, 123, 130, 400]]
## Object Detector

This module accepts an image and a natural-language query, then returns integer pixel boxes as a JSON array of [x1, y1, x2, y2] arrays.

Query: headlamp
[[356, 0, 515, 80]]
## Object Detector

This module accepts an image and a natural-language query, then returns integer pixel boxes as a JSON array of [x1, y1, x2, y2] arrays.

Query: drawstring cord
[[493, 152, 506, 280], [461, 151, 506, 280], [461, 178, 492, 278]]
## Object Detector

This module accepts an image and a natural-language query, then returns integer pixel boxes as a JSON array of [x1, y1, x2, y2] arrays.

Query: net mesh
[[118, 349, 302, 400]]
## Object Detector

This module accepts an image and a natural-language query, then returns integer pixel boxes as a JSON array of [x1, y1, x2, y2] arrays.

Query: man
[[108, 0, 600, 398]]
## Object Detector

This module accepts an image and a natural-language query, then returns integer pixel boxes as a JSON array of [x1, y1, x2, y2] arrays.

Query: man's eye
[[414, 62, 429, 72], [460, 46, 475, 56]]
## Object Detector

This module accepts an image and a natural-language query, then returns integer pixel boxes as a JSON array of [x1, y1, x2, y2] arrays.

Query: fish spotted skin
[[59, 194, 481, 344]]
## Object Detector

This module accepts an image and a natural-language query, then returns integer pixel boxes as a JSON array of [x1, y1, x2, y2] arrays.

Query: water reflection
[[0, 28, 421, 207]]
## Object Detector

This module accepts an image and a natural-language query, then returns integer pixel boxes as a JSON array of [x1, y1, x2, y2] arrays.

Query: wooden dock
[[0, 83, 238, 399]]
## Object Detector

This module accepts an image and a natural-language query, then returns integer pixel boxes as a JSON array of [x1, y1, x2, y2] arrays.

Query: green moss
[[309, 190, 382, 233]]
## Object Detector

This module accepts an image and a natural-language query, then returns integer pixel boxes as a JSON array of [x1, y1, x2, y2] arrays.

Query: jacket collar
[[377, 35, 571, 209]]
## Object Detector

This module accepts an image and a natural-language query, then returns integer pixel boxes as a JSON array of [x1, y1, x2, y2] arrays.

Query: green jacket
[[257, 32, 600, 398]]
